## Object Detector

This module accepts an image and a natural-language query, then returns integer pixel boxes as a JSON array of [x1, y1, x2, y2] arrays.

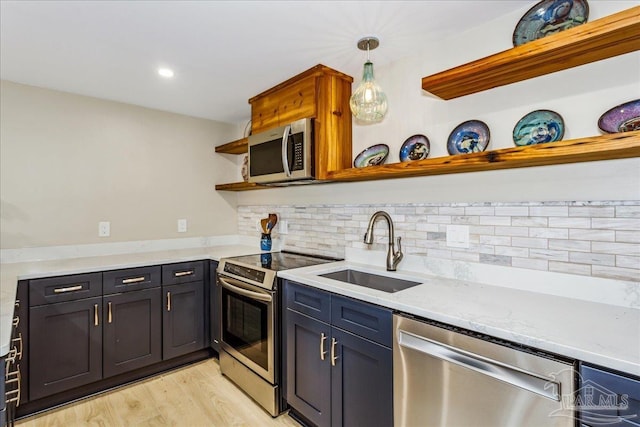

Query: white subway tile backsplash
[[238, 201, 639, 282]]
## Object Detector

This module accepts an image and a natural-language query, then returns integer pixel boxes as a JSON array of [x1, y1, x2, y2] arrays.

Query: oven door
[[218, 275, 275, 384]]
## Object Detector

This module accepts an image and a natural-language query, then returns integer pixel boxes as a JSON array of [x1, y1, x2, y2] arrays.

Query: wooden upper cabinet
[[249, 64, 353, 180]]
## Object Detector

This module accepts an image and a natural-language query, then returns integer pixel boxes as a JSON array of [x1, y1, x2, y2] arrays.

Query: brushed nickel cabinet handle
[[108, 302, 112, 323], [320, 333, 327, 361], [331, 338, 338, 367], [167, 291, 171, 311], [174, 270, 194, 277], [94, 304, 99, 326], [54, 285, 84, 294], [122, 276, 145, 284]]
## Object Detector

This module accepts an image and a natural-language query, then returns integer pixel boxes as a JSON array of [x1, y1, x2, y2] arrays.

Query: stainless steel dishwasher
[[394, 314, 576, 427]]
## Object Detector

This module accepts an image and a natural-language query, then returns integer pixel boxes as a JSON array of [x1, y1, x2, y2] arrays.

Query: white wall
[[238, 1, 640, 206], [0, 81, 240, 249]]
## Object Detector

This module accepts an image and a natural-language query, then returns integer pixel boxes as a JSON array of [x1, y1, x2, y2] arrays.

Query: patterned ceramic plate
[[513, 109, 565, 146], [447, 121, 490, 155], [598, 99, 640, 133], [353, 144, 390, 168], [399, 135, 430, 162], [513, 0, 589, 46]]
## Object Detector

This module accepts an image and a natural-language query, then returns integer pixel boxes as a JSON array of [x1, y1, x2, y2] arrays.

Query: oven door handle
[[219, 276, 273, 302]]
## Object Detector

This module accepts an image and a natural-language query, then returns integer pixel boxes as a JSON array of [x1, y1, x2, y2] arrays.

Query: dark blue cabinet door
[[210, 261, 221, 352], [330, 328, 393, 427], [162, 281, 205, 359], [103, 288, 162, 378], [286, 309, 332, 427]]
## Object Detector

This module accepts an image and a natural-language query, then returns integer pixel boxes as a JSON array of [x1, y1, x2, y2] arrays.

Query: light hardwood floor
[[17, 359, 300, 426]]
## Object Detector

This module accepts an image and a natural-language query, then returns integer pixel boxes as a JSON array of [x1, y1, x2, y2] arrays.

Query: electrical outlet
[[177, 219, 187, 233], [98, 221, 110, 237], [446, 224, 469, 248], [279, 220, 288, 234]]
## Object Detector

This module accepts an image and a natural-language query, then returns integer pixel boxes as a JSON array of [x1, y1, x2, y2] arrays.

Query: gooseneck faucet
[[364, 211, 403, 271]]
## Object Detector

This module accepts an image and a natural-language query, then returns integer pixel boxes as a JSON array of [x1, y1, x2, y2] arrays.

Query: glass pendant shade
[[350, 60, 388, 122]]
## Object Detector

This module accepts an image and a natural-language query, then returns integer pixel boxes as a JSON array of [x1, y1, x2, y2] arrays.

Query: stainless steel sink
[[319, 269, 421, 293]]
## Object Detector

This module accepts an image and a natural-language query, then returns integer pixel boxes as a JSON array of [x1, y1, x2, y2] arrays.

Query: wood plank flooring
[[16, 359, 300, 427]]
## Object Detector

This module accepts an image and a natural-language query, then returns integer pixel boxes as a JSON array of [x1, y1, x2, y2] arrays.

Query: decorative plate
[[399, 135, 430, 162], [447, 120, 490, 155], [513, 109, 565, 146], [353, 144, 390, 168], [598, 99, 640, 133], [513, 0, 589, 47]]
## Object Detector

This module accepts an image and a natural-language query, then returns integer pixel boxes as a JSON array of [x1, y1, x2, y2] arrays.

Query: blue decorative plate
[[598, 99, 640, 133], [513, 0, 589, 47], [353, 144, 389, 168], [447, 121, 490, 155], [399, 135, 430, 162], [513, 109, 565, 146]]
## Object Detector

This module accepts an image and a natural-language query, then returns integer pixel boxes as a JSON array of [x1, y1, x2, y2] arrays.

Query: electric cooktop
[[224, 250, 339, 271]]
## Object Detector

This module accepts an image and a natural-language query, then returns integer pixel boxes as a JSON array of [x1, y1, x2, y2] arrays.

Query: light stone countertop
[[0, 244, 261, 356], [278, 259, 640, 377]]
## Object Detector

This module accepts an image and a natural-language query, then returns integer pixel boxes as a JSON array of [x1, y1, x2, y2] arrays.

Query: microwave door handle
[[281, 125, 292, 177]]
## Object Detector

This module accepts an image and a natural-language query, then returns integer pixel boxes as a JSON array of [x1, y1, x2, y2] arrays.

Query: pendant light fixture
[[349, 36, 388, 123]]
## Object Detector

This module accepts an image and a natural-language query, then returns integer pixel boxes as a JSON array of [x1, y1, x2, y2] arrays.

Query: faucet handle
[[396, 236, 402, 253]]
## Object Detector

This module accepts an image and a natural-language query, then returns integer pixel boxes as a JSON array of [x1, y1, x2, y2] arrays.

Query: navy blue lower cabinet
[[284, 280, 393, 427], [330, 328, 393, 427], [580, 364, 640, 427], [286, 309, 332, 427]]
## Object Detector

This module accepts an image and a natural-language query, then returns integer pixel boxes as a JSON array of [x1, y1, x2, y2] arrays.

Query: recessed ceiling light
[[157, 68, 174, 78]]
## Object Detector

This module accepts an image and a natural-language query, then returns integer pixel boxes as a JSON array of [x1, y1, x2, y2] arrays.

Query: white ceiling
[[1, 1, 532, 124]]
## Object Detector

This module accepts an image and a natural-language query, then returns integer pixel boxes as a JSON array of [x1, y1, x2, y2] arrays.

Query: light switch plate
[[446, 224, 469, 248], [177, 219, 187, 233]]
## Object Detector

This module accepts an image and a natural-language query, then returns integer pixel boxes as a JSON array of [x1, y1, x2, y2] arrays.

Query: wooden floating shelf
[[326, 132, 640, 183], [421, 6, 640, 99], [215, 137, 248, 155], [214, 181, 268, 191]]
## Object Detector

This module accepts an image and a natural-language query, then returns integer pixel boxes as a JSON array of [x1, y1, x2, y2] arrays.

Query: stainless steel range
[[216, 251, 338, 416]]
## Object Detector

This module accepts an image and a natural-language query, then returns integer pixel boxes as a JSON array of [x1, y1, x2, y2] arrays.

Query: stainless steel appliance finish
[[248, 118, 314, 184], [217, 252, 337, 417], [394, 314, 576, 427]]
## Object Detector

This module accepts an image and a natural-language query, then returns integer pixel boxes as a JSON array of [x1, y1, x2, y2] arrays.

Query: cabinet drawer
[[103, 266, 161, 294], [285, 281, 331, 324], [331, 295, 392, 347], [580, 364, 640, 427], [29, 273, 102, 306], [162, 261, 204, 285]]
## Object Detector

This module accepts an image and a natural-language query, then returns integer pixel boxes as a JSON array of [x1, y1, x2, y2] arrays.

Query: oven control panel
[[223, 263, 266, 284]]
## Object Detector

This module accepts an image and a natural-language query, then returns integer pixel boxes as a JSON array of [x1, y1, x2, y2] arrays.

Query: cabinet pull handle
[[108, 302, 112, 323], [5, 367, 21, 405], [167, 291, 171, 311], [11, 333, 23, 361], [174, 270, 194, 277], [94, 304, 99, 326], [54, 285, 83, 294], [331, 338, 338, 367], [122, 276, 145, 284], [320, 333, 327, 361]]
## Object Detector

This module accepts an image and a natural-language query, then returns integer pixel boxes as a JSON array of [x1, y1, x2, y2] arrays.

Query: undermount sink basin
[[319, 269, 421, 293]]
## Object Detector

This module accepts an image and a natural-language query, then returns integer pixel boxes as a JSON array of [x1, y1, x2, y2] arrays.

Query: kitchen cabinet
[[102, 288, 162, 378], [162, 261, 205, 359], [284, 281, 393, 427], [215, 64, 353, 190], [579, 364, 640, 427], [102, 267, 163, 378], [28, 273, 103, 400]]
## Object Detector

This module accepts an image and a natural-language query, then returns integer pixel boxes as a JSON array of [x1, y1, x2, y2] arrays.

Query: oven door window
[[222, 286, 270, 371]]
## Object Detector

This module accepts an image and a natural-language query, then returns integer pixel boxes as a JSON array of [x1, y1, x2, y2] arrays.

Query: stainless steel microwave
[[248, 118, 314, 184]]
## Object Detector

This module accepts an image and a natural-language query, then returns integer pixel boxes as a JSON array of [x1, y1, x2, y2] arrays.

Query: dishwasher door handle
[[397, 329, 561, 401]]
